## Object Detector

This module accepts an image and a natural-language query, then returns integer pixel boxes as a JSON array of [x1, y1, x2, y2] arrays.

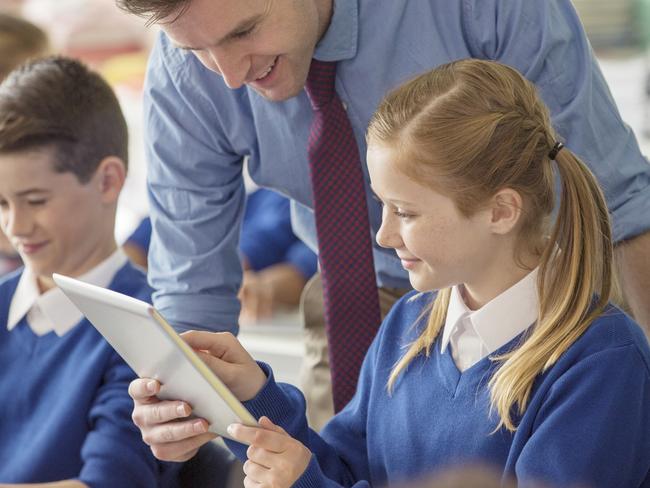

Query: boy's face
[[162, 0, 328, 101], [0, 148, 115, 284]]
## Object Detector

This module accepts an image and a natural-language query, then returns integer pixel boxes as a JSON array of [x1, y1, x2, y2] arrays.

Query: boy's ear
[[95, 156, 126, 204], [488, 188, 523, 235]]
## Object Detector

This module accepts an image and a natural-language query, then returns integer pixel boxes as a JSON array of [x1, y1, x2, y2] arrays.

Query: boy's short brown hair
[[0, 56, 128, 183]]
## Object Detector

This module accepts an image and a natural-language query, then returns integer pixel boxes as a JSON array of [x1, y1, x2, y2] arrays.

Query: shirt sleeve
[[78, 353, 163, 488], [144, 33, 247, 333], [463, 0, 650, 242], [514, 343, 650, 487]]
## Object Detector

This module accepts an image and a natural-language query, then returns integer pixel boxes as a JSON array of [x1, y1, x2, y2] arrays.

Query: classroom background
[[1, 0, 649, 386]]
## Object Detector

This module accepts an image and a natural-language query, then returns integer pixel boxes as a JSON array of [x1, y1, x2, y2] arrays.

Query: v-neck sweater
[[227, 291, 650, 488]]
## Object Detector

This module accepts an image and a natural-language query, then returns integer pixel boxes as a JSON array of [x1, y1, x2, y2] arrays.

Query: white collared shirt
[[7, 249, 128, 337], [440, 268, 539, 372]]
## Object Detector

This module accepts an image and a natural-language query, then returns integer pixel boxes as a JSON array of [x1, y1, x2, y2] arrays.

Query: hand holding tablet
[[53, 273, 268, 460]]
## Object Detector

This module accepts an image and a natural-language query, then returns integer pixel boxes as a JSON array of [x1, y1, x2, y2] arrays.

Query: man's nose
[[204, 47, 251, 89]]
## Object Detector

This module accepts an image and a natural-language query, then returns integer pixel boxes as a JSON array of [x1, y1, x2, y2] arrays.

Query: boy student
[[0, 56, 176, 487]]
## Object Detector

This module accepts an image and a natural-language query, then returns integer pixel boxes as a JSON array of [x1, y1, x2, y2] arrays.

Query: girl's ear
[[488, 188, 523, 235]]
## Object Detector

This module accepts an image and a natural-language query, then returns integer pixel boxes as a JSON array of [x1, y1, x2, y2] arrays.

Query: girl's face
[[367, 143, 498, 293]]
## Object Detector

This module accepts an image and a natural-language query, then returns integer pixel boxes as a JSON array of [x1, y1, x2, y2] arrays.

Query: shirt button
[[341, 101, 348, 111]]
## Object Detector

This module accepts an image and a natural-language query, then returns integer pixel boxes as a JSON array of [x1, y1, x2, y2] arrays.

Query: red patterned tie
[[304, 59, 381, 411]]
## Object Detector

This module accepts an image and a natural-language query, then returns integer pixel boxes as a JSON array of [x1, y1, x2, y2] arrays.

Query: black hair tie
[[548, 141, 564, 160]]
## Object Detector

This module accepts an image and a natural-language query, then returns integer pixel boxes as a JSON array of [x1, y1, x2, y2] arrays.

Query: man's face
[[162, 0, 328, 101]]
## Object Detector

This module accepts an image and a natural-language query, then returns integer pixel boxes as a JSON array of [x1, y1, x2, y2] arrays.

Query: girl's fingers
[[149, 431, 218, 462], [243, 459, 270, 481], [181, 330, 236, 358], [228, 423, 289, 453], [246, 443, 275, 469], [258, 415, 286, 433], [128, 377, 160, 403], [143, 417, 210, 445]]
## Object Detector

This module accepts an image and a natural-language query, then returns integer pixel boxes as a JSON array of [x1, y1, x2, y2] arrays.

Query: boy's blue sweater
[[227, 291, 650, 487], [0, 263, 170, 487]]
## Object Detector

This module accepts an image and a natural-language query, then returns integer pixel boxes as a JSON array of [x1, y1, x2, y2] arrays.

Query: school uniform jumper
[[0, 261, 169, 487], [226, 291, 650, 487]]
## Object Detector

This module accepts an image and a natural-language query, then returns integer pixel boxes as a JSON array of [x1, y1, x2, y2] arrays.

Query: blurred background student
[[124, 187, 318, 324]]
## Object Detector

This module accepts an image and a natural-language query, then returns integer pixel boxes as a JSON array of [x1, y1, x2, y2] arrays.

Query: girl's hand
[[181, 331, 267, 402], [228, 416, 312, 488], [129, 377, 217, 461], [128, 331, 266, 461]]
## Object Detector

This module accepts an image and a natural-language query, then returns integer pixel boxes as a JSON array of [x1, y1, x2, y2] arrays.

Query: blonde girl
[[128, 59, 650, 487]]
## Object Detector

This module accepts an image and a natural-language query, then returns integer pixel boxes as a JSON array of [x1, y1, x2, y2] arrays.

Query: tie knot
[[305, 59, 337, 110]]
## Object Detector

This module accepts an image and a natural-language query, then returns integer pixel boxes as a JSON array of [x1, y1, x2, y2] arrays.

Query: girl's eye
[[394, 209, 414, 219], [27, 199, 46, 206]]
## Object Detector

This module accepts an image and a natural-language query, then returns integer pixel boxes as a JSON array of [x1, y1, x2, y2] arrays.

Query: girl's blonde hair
[[368, 59, 613, 432]]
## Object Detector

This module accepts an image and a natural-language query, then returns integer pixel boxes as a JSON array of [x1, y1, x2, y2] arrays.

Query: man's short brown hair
[[0, 56, 128, 183], [116, 0, 191, 25]]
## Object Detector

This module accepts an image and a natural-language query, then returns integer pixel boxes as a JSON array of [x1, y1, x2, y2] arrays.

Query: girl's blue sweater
[[228, 291, 650, 487]]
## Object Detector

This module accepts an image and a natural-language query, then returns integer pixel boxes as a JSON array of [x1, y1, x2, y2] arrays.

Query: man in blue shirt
[[118, 0, 650, 441]]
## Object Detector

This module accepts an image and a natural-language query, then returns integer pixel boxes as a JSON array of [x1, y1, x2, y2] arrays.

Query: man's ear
[[95, 156, 126, 204], [488, 188, 523, 235]]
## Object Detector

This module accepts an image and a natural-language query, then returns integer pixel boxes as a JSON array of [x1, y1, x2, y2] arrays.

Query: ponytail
[[488, 146, 613, 431]]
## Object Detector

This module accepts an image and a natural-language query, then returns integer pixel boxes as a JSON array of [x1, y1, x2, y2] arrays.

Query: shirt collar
[[313, 0, 358, 62], [441, 268, 539, 355], [440, 285, 472, 354], [7, 249, 128, 336]]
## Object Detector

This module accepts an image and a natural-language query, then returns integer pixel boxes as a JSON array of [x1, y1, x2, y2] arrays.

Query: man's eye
[[27, 199, 46, 206], [233, 26, 255, 39]]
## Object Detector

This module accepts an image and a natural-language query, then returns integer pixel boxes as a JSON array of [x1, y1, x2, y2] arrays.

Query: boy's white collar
[[7, 249, 128, 337]]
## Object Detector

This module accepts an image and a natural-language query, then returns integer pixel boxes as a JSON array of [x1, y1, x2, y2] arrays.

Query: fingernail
[[177, 404, 187, 417], [146, 380, 157, 393], [193, 420, 206, 433], [227, 424, 235, 435]]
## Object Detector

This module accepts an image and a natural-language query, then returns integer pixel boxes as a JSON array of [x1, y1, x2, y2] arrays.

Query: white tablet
[[52, 273, 257, 441]]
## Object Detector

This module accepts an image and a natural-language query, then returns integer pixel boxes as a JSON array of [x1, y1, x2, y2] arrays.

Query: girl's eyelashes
[[372, 192, 416, 218], [393, 209, 414, 219]]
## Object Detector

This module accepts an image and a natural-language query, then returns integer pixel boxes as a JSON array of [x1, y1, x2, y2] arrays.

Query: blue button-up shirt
[[144, 0, 650, 333]]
